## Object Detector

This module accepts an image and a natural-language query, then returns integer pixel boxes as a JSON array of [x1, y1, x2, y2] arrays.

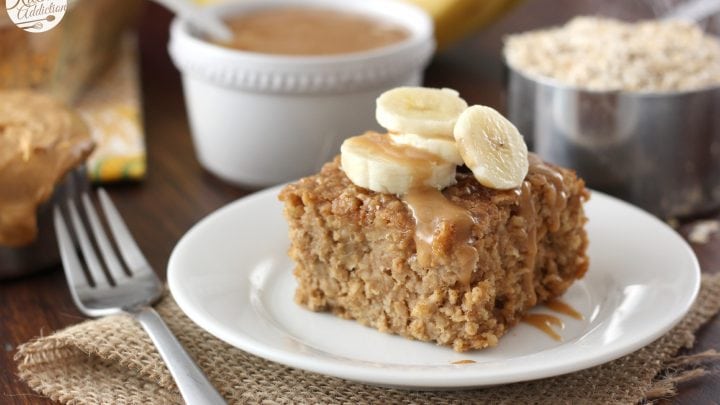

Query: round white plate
[[168, 186, 700, 389]]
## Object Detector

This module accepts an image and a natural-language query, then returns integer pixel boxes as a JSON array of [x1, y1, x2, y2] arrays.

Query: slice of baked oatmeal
[[279, 154, 588, 352]]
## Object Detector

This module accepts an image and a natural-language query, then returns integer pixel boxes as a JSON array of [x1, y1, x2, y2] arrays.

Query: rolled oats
[[504, 16, 720, 92]]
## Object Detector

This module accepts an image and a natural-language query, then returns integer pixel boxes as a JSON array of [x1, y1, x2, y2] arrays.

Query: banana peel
[[191, 0, 523, 50]]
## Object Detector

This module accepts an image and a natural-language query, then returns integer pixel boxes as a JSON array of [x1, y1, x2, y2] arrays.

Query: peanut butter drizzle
[[348, 132, 446, 185], [451, 359, 477, 365], [528, 154, 567, 232], [349, 133, 477, 282], [402, 188, 476, 282], [514, 154, 568, 281], [514, 180, 537, 295], [545, 299, 583, 320], [515, 157, 579, 341], [0, 91, 94, 247], [522, 313, 564, 341]]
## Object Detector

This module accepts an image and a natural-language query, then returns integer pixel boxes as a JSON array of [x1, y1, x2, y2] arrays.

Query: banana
[[340, 132, 456, 195], [453, 105, 529, 190], [376, 87, 467, 137], [403, 0, 523, 49], [388, 132, 463, 165]]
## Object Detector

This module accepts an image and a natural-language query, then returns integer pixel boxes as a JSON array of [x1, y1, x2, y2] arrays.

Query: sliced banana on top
[[453, 105, 529, 190], [376, 87, 468, 137], [389, 132, 464, 165], [340, 132, 457, 195]]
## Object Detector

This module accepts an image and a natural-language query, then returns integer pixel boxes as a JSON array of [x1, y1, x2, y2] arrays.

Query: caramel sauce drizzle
[[545, 299, 584, 320], [451, 359, 477, 365], [522, 313, 564, 341]]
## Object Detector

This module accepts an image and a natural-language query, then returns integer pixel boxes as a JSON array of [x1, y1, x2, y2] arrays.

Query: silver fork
[[53, 188, 225, 405]]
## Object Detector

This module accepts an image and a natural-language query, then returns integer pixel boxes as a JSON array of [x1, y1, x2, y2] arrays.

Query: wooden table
[[1, 1, 718, 403]]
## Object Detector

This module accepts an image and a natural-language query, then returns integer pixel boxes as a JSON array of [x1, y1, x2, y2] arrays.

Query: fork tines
[[54, 188, 155, 291]]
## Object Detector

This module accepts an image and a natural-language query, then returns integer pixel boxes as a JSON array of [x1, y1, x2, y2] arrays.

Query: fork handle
[[133, 307, 226, 405]]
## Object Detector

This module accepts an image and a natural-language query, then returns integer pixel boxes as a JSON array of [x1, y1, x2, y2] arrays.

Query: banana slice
[[389, 132, 464, 165], [341, 132, 457, 195], [376, 87, 468, 137], [453, 105, 529, 190]]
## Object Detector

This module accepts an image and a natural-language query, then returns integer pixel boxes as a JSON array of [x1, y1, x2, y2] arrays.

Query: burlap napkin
[[16, 274, 720, 404]]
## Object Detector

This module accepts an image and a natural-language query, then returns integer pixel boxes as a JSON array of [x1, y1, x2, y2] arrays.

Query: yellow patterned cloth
[[76, 35, 145, 183]]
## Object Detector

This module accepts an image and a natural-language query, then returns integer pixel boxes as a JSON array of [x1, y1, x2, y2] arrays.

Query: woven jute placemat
[[15, 274, 720, 404]]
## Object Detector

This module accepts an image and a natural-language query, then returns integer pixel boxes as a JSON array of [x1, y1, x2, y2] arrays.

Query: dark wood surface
[[1, 1, 719, 403]]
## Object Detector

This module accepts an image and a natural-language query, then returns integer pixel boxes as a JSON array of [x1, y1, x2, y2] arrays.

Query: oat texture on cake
[[279, 154, 588, 352]]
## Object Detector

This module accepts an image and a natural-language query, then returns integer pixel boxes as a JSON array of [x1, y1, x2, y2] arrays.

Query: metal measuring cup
[[506, 65, 720, 218]]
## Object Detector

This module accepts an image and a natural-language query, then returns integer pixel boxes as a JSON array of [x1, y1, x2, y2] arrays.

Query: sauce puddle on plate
[[545, 298, 584, 320], [522, 313, 564, 341], [522, 299, 583, 341], [451, 359, 477, 365]]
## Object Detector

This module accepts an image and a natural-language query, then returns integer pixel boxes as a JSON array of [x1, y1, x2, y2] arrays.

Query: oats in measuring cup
[[504, 16, 720, 92]]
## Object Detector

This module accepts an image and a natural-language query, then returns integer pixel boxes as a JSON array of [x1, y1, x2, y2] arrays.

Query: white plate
[[168, 186, 700, 389]]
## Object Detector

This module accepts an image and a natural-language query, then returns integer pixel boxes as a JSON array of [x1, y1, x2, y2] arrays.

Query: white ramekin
[[168, 0, 435, 187]]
